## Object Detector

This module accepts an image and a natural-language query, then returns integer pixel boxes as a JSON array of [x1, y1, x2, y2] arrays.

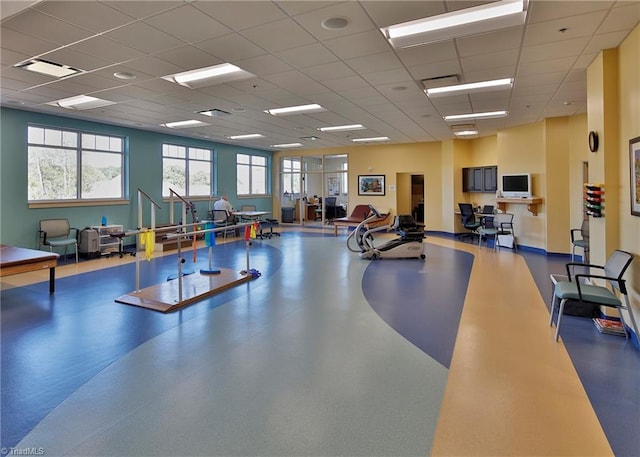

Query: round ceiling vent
[[322, 17, 349, 30]]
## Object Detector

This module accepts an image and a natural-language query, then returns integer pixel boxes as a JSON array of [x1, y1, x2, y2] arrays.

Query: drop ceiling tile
[[103, 22, 186, 54], [360, 0, 445, 29], [1, 26, 64, 57], [275, 43, 339, 69], [193, 1, 287, 31], [457, 27, 524, 57], [517, 58, 573, 77], [323, 30, 390, 60], [240, 17, 316, 52], [345, 51, 402, 74], [521, 37, 590, 63], [195, 33, 267, 62], [527, 0, 612, 24], [599, 3, 640, 33], [120, 55, 184, 78], [301, 61, 356, 82], [153, 46, 223, 71], [102, 1, 183, 20], [0, 48, 29, 67], [69, 36, 147, 64], [396, 40, 458, 67], [2, 9, 94, 45], [524, 11, 606, 46], [461, 49, 519, 73], [234, 54, 293, 77], [362, 69, 414, 86], [33, 1, 135, 33], [586, 30, 634, 53], [143, 4, 231, 43]]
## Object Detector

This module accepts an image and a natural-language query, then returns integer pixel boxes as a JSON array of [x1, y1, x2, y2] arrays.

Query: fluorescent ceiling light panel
[[227, 134, 265, 140], [317, 124, 365, 132], [426, 78, 513, 97], [454, 130, 479, 136], [351, 137, 390, 143], [271, 143, 303, 148], [265, 104, 326, 116], [163, 63, 254, 89], [444, 111, 508, 121], [15, 59, 82, 78], [162, 120, 209, 128], [381, 0, 527, 48], [49, 95, 115, 110]]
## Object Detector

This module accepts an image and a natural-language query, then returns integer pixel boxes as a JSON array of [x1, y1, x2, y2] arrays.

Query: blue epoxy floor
[[1, 232, 639, 456]]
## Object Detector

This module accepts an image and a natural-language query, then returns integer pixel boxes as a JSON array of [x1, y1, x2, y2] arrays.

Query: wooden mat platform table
[[115, 268, 252, 313], [0, 244, 59, 294]]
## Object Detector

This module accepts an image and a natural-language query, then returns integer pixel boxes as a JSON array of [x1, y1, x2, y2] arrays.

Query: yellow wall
[[615, 24, 640, 328]]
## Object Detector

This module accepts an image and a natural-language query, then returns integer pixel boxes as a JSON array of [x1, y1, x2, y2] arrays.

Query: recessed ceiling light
[[226, 134, 265, 140], [161, 120, 209, 128], [114, 71, 136, 80], [454, 130, 479, 136], [265, 104, 326, 116], [444, 111, 507, 121], [426, 78, 513, 97], [381, 0, 527, 48], [163, 63, 254, 89], [351, 137, 390, 143], [317, 124, 365, 132], [271, 143, 303, 148], [48, 95, 115, 110], [322, 17, 349, 30]]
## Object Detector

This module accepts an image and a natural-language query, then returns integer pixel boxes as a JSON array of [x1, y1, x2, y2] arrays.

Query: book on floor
[[593, 318, 626, 335]]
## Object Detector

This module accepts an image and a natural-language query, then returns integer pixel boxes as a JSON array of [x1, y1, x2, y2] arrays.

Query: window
[[237, 153, 267, 196], [281, 158, 301, 195], [162, 143, 213, 197], [28, 125, 125, 202]]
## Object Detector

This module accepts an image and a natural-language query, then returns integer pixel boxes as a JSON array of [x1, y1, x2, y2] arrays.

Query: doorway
[[396, 173, 425, 224]]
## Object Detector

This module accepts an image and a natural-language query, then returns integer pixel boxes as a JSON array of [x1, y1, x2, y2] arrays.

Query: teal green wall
[[0, 107, 272, 248]]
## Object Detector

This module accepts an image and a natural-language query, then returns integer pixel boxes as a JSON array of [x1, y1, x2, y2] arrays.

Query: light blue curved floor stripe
[[16, 235, 449, 456]]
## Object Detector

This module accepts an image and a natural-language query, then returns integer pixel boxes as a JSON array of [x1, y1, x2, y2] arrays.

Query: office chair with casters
[[571, 219, 589, 262], [325, 197, 346, 221], [39, 218, 79, 263], [457, 203, 480, 242], [549, 250, 638, 342]]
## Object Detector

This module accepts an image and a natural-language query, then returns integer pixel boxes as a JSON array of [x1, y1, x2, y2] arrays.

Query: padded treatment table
[[0, 244, 60, 294]]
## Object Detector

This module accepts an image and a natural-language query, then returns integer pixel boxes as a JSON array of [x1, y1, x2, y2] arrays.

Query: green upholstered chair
[[39, 218, 78, 263], [570, 219, 589, 262], [549, 250, 638, 342]]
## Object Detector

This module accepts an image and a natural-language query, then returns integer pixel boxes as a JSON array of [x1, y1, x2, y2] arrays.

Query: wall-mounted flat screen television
[[501, 173, 531, 198]]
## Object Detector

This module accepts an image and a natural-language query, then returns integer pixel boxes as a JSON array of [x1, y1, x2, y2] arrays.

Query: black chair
[[458, 203, 481, 242], [212, 209, 236, 238], [325, 196, 346, 221]]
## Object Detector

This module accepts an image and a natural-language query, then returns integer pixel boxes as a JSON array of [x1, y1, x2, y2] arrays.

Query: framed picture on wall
[[358, 175, 385, 196], [630, 136, 640, 216]]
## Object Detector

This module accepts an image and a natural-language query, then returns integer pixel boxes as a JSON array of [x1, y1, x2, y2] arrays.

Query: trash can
[[281, 207, 294, 223]]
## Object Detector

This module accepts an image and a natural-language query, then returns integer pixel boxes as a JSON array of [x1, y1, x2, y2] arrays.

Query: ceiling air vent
[[198, 108, 232, 117], [421, 74, 459, 90]]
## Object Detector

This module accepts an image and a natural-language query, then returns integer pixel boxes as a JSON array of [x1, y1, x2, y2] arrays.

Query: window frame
[[236, 153, 269, 197], [161, 142, 215, 199], [27, 124, 127, 205]]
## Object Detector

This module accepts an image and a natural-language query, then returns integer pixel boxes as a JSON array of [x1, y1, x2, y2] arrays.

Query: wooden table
[[0, 244, 60, 293]]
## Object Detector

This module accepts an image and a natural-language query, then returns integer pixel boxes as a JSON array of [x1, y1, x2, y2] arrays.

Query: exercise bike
[[346, 205, 426, 260]]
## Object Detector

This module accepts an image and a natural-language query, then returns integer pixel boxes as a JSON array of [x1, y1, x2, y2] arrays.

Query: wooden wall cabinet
[[462, 166, 497, 193]]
